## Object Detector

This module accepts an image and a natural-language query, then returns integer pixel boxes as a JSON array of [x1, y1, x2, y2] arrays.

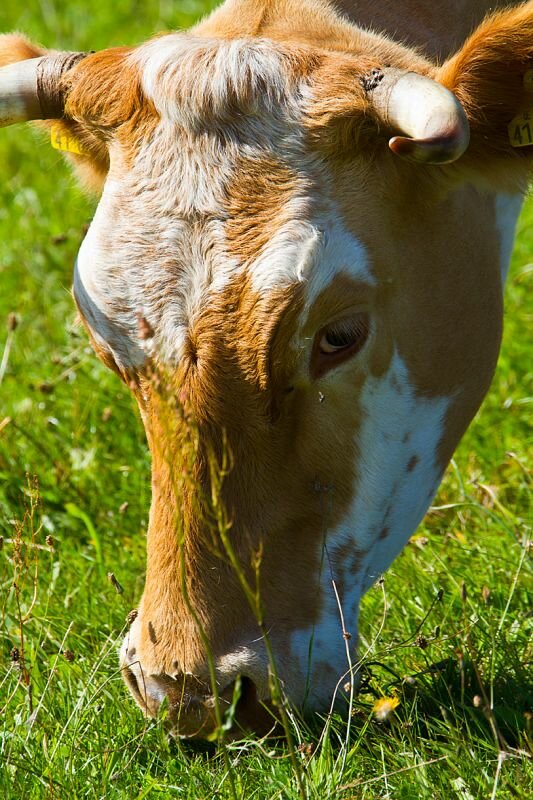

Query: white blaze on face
[[249, 204, 375, 297], [134, 34, 293, 130], [73, 120, 244, 371], [74, 177, 149, 370], [289, 352, 452, 710]]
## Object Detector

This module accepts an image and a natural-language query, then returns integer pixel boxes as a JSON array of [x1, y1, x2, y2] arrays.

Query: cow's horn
[[0, 52, 87, 127], [369, 68, 470, 165]]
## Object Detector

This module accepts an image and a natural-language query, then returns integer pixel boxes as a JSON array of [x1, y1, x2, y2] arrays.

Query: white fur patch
[[216, 646, 270, 697], [354, 354, 450, 588], [289, 352, 451, 709], [74, 128, 243, 370], [134, 34, 295, 128], [249, 205, 373, 296], [74, 178, 148, 371], [495, 193, 523, 287]]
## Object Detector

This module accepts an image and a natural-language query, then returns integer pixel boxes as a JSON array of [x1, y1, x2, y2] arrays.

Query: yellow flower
[[373, 696, 400, 721]]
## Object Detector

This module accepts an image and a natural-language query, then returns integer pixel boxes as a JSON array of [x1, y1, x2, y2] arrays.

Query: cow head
[[1, 0, 532, 738]]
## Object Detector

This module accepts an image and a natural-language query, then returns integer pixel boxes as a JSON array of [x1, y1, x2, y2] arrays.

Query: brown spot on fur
[[349, 551, 365, 576], [148, 621, 157, 644], [225, 155, 299, 267], [407, 455, 419, 472], [331, 541, 367, 580]]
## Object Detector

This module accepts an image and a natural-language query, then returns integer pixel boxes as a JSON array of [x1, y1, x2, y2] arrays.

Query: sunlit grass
[[0, 1, 532, 798]]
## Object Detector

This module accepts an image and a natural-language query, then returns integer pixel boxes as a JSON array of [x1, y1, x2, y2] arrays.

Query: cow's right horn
[[0, 52, 88, 127], [367, 68, 470, 165]]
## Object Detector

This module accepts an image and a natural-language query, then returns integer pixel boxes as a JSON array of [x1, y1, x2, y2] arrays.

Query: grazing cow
[[0, 0, 531, 738]]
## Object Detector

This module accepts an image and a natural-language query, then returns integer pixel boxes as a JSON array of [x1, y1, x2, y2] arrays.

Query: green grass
[[0, 1, 531, 798]]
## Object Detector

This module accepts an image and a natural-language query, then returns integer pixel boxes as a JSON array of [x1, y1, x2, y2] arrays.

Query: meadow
[[0, 1, 531, 797]]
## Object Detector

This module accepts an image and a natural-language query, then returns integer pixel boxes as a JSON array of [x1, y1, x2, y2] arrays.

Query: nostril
[[120, 647, 277, 739], [123, 665, 150, 714], [228, 676, 278, 738], [236, 676, 257, 709]]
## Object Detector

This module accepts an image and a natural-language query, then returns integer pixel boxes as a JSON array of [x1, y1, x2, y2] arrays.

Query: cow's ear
[[0, 33, 45, 66], [0, 34, 111, 193], [437, 1, 533, 190]]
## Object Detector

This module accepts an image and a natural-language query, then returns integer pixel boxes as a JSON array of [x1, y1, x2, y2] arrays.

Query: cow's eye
[[318, 316, 369, 355], [312, 314, 369, 378]]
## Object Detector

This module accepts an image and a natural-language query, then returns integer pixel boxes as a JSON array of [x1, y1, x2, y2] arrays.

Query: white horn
[[0, 52, 88, 128], [368, 68, 470, 165]]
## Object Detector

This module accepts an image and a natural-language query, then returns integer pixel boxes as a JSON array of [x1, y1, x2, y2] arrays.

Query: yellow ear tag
[[50, 123, 87, 156], [508, 110, 533, 148]]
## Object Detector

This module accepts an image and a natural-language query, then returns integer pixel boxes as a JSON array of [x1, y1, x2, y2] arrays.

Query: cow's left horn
[[0, 52, 87, 127], [368, 68, 470, 165]]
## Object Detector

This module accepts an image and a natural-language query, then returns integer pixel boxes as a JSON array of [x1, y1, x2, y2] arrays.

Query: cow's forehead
[[132, 33, 313, 130], [75, 167, 372, 374], [75, 39, 377, 374]]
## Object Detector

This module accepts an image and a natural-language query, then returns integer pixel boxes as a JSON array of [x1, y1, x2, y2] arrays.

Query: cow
[[0, 0, 531, 739]]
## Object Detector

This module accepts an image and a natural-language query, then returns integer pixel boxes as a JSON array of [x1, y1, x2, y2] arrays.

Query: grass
[[0, 1, 531, 797]]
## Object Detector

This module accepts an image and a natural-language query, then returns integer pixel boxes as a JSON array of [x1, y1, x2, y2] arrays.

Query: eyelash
[[311, 313, 370, 378], [319, 318, 368, 353]]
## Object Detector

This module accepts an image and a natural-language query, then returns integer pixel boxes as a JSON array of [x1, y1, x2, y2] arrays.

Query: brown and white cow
[[1, 0, 532, 737]]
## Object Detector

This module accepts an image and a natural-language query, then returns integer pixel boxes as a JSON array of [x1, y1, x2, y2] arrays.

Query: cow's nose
[[122, 665, 276, 739], [123, 667, 219, 737]]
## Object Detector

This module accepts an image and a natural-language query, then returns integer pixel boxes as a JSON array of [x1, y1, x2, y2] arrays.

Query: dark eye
[[312, 314, 370, 378], [319, 322, 358, 354]]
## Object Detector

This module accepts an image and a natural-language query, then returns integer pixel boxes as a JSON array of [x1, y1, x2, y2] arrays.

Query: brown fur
[[62, 48, 158, 191], [438, 1, 533, 188], [224, 155, 301, 268], [333, 0, 520, 61], [0, 33, 44, 64]]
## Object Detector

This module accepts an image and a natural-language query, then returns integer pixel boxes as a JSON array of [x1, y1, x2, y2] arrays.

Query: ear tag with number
[[50, 123, 87, 156], [508, 110, 533, 148]]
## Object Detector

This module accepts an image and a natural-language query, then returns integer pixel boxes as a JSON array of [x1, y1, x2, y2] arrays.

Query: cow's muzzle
[[122, 662, 277, 739]]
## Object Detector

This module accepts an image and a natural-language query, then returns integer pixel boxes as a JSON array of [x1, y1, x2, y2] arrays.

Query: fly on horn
[[368, 68, 470, 164]]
